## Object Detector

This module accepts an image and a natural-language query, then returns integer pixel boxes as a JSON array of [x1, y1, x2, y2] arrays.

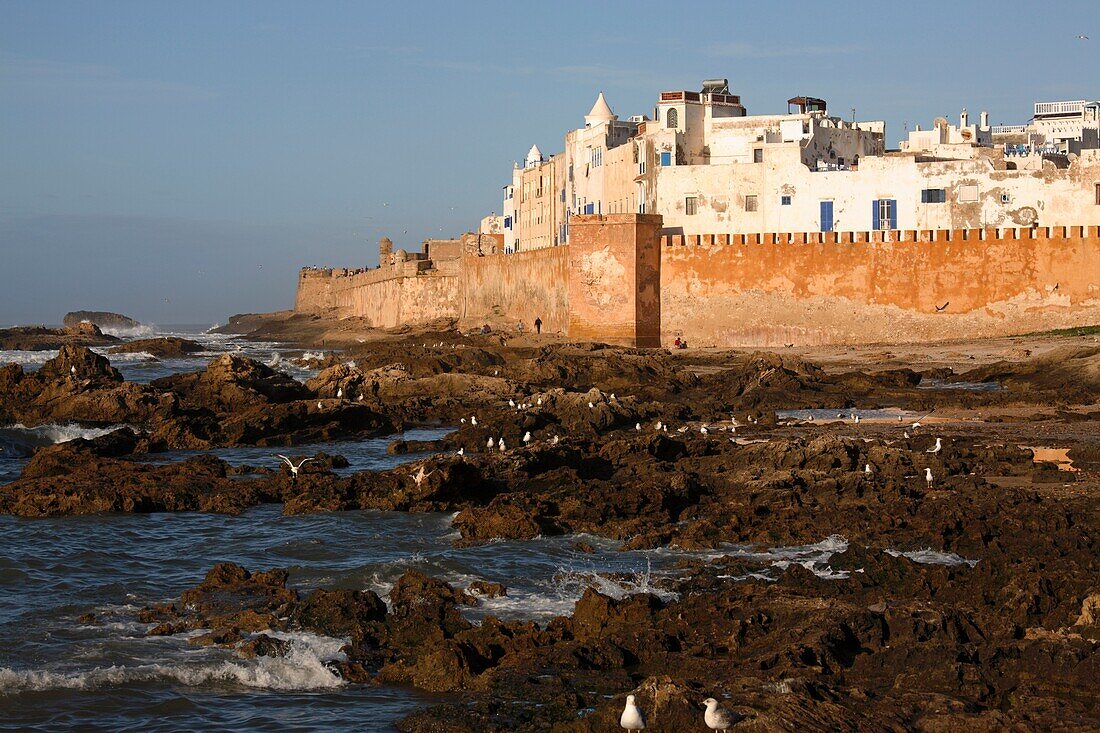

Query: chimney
[[980, 110, 989, 128], [960, 108, 969, 128]]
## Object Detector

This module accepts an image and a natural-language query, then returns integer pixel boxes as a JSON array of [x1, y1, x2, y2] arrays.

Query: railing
[[1034, 100, 1085, 117], [991, 124, 1027, 133]]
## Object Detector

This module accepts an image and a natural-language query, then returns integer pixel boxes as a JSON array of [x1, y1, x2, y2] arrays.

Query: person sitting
[[674, 337, 682, 349]]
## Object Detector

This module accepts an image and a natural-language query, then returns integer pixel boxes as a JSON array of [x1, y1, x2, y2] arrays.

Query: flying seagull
[[412, 465, 434, 487], [1076, 34, 1089, 40], [935, 302, 950, 312], [276, 455, 315, 478], [620, 694, 646, 731]]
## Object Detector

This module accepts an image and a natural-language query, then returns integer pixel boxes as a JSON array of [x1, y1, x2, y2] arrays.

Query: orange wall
[[660, 226, 1100, 346], [460, 246, 568, 332]]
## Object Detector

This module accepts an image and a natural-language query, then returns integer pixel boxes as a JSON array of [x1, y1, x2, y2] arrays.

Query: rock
[[467, 580, 507, 598], [292, 588, 388, 636], [236, 633, 292, 659], [109, 337, 205, 358], [0, 325, 119, 351], [62, 311, 142, 331]]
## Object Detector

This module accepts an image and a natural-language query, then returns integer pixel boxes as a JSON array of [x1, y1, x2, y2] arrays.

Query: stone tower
[[379, 237, 394, 268]]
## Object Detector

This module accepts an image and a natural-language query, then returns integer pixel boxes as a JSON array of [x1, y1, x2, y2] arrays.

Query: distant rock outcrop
[[62, 311, 143, 332], [109, 337, 205, 358], [0, 324, 119, 351]]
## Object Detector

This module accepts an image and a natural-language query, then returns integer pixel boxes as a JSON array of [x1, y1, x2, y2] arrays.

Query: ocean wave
[[884, 548, 979, 567], [0, 423, 133, 458], [99, 324, 154, 338], [0, 632, 346, 693], [0, 350, 58, 366]]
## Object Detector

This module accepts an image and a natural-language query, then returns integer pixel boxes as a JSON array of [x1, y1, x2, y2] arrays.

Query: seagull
[[537, 397, 543, 406], [853, 415, 861, 424], [655, 421, 663, 431], [357, 394, 364, 401], [497, 437, 506, 452], [276, 455, 315, 478], [551, 435, 560, 445], [700, 425, 709, 434], [456, 448, 464, 456], [925, 467, 934, 488], [904, 431, 911, 439], [486, 437, 495, 452], [588, 401, 595, 409], [523, 431, 532, 445], [620, 694, 646, 731], [471, 416, 478, 426], [635, 423, 642, 431], [677, 426, 689, 434], [336, 388, 343, 398], [461, 418, 466, 423], [864, 463, 874, 474], [610, 393, 616, 401], [927, 437, 942, 454], [508, 399, 516, 408], [316, 401, 323, 410], [70, 365, 77, 375], [1076, 34, 1089, 40], [935, 302, 949, 312], [702, 698, 737, 732], [412, 465, 434, 487]]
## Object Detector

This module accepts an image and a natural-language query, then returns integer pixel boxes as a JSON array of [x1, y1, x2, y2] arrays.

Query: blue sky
[[1, 0, 1095, 324]]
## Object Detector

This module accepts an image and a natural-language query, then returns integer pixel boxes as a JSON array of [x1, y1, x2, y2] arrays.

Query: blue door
[[820, 200, 834, 232]]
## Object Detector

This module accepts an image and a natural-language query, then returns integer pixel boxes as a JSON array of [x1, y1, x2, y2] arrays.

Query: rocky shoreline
[[1, 331, 1098, 730]]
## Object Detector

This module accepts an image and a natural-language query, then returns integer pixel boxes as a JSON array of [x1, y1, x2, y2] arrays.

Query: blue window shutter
[[921, 189, 928, 204], [820, 201, 833, 232], [889, 199, 897, 230], [660, 151, 671, 166], [872, 200, 880, 230]]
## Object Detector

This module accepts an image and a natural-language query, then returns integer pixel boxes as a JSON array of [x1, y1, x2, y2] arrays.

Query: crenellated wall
[[296, 219, 1100, 346], [659, 225, 1100, 346]]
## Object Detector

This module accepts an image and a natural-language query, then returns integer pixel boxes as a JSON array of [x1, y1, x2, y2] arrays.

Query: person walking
[[534, 317, 542, 335]]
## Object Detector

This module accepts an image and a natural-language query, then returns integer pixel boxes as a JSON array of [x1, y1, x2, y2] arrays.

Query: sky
[[1, 0, 1096, 325]]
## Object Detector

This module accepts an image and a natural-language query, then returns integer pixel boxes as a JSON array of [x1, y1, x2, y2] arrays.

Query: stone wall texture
[[296, 219, 1100, 346], [660, 225, 1100, 346]]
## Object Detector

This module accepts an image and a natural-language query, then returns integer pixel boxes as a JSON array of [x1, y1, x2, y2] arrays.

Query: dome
[[525, 143, 544, 166], [584, 91, 616, 126]]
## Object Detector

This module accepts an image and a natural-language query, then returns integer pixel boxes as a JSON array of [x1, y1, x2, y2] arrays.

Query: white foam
[[0, 631, 346, 693], [1, 423, 131, 445], [884, 548, 979, 567], [99, 324, 154, 338], [0, 350, 58, 366]]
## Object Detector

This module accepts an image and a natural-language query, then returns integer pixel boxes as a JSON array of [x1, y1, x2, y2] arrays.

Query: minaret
[[584, 91, 616, 127]]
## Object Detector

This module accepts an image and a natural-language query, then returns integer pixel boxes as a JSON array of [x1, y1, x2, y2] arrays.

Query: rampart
[[296, 218, 1100, 346], [659, 225, 1100, 345]]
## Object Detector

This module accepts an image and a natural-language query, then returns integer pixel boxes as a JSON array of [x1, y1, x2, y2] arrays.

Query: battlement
[[661, 225, 1100, 247]]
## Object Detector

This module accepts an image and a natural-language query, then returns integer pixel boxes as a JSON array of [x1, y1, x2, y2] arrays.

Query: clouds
[[2, 56, 218, 102]]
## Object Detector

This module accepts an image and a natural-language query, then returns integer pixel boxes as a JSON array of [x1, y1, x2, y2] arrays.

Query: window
[[685, 196, 698, 215], [638, 159, 647, 175], [1095, 183, 1100, 205], [589, 147, 603, 167], [660, 151, 672, 166], [666, 108, 678, 129], [753, 148, 764, 163], [781, 195, 792, 206], [504, 216, 512, 229], [584, 202, 595, 215], [873, 198, 897, 230], [1001, 193, 1011, 204], [745, 194, 758, 212], [959, 184, 979, 202], [921, 188, 946, 204]]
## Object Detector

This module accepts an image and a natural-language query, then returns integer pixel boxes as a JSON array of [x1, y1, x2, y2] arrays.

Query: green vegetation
[[1020, 325, 1100, 337]]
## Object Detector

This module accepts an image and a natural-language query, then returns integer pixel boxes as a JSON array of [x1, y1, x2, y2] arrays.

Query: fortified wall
[[296, 216, 1100, 346]]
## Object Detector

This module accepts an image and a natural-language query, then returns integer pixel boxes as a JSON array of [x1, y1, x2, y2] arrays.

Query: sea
[[0, 325, 965, 731]]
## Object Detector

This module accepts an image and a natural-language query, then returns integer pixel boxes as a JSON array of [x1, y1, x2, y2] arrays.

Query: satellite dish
[[933, 116, 950, 129]]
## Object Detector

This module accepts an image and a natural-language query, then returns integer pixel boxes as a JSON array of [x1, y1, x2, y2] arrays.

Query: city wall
[[660, 225, 1100, 346], [297, 218, 1100, 346]]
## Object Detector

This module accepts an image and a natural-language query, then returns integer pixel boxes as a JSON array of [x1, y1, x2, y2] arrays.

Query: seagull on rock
[[523, 431, 532, 445], [486, 437, 495, 452], [471, 416, 478, 426], [276, 455, 315, 479], [655, 421, 663, 432], [497, 437, 506, 452], [551, 435, 560, 445], [927, 437, 942, 454], [588, 401, 595, 409], [925, 467, 934, 488], [509, 399, 516, 408], [336, 388, 343, 399], [620, 694, 646, 731], [865, 463, 874, 474], [702, 698, 737, 732], [316, 401, 323, 410]]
